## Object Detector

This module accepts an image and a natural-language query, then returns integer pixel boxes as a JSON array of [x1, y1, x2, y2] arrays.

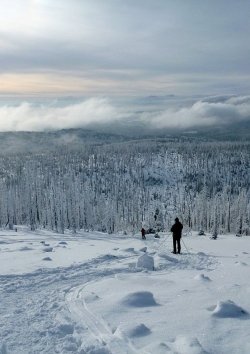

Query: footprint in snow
[[173, 335, 209, 354], [197, 252, 207, 257], [40, 241, 50, 246], [144, 342, 171, 353], [122, 247, 136, 253], [235, 261, 248, 266], [84, 292, 100, 304], [194, 274, 212, 282], [57, 323, 74, 336], [19, 246, 33, 251], [158, 253, 179, 263]]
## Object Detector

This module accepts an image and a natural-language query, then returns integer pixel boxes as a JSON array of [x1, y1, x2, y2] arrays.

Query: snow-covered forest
[[0, 139, 249, 235]]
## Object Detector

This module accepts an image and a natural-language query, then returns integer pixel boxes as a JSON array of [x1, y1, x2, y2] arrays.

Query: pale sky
[[0, 0, 250, 96]]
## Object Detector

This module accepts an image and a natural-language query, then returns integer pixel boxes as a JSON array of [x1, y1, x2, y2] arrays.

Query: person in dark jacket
[[141, 227, 146, 240], [171, 217, 183, 254]]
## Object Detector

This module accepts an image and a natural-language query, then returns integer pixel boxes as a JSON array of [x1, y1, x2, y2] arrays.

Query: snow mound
[[43, 247, 53, 252], [194, 274, 211, 282], [212, 300, 248, 318], [42, 257, 52, 261], [136, 253, 154, 270], [120, 291, 159, 307], [174, 335, 208, 354], [127, 323, 151, 337], [115, 323, 151, 338]]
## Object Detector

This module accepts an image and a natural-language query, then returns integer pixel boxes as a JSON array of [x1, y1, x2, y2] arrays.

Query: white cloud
[[0, 98, 121, 131], [146, 96, 250, 129], [0, 95, 249, 132]]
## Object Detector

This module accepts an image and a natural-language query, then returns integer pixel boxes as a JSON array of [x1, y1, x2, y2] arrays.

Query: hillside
[[0, 227, 249, 353]]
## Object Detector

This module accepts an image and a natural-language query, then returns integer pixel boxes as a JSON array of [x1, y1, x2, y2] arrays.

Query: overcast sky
[[0, 0, 250, 96]]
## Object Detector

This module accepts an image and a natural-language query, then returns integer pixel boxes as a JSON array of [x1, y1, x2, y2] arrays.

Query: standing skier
[[171, 218, 183, 254], [141, 227, 146, 240]]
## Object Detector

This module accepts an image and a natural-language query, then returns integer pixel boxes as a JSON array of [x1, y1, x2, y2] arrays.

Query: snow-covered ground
[[0, 227, 249, 354]]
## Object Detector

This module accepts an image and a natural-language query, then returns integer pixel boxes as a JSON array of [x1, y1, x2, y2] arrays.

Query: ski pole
[[181, 238, 189, 254], [161, 232, 171, 252]]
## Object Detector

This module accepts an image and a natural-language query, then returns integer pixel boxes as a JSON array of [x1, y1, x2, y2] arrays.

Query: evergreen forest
[[0, 137, 249, 235]]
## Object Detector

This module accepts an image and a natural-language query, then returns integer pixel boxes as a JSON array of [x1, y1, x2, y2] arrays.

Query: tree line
[[0, 140, 249, 235]]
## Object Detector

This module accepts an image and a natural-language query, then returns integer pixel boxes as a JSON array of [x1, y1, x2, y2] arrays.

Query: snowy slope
[[0, 228, 250, 354]]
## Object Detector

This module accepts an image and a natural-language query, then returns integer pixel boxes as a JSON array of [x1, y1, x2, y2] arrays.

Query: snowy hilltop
[[0, 227, 249, 353]]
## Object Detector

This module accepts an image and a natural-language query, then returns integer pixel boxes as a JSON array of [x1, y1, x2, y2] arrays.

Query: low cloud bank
[[146, 95, 250, 129], [0, 98, 121, 132], [0, 95, 249, 132]]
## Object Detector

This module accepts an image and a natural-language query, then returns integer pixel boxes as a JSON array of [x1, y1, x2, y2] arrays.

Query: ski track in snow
[[0, 242, 217, 354], [65, 284, 143, 354], [0, 242, 215, 353], [1, 230, 250, 353], [0, 253, 140, 354]]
